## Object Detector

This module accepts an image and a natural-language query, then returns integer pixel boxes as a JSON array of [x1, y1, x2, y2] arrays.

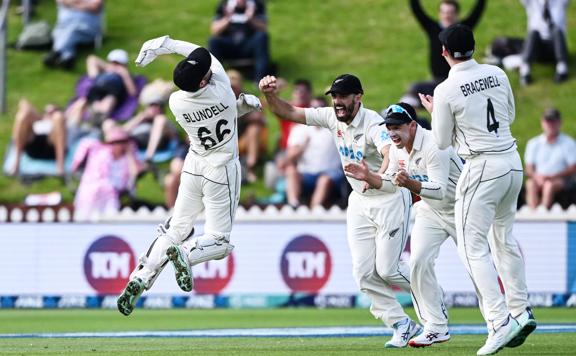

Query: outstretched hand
[[135, 35, 173, 67], [344, 160, 370, 181], [259, 75, 279, 94], [418, 93, 434, 114]]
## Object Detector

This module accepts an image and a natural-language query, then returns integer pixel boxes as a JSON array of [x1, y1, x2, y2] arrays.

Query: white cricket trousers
[[410, 203, 456, 333], [347, 189, 412, 327], [136, 156, 241, 284], [455, 151, 529, 331]]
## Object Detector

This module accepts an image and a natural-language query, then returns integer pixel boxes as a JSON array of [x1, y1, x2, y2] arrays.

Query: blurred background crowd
[[0, 0, 575, 220]]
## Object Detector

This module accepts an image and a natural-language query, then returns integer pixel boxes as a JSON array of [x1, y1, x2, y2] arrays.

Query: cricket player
[[419, 24, 535, 355], [117, 35, 262, 316], [259, 74, 422, 348], [345, 102, 463, 347]]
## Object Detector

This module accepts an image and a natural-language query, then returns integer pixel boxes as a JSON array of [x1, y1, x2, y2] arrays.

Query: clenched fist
[[259, 75, 279, 94]]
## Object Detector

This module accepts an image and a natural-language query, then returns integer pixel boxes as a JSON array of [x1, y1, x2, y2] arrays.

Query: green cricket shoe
[[167, 245, 193, 292], [117, 277, 145, 316]]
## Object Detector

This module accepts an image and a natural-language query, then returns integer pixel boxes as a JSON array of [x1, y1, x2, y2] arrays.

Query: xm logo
[[83, 236, 136, 294], [193, 254, 234, 294], [281, 235, 332, 293]]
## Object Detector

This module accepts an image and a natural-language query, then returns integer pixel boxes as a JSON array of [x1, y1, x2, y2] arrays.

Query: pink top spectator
[[72, 130, 142, 221]]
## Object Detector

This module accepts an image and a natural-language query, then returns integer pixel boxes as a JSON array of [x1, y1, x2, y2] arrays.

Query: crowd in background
[[4, 0, 576, 219]]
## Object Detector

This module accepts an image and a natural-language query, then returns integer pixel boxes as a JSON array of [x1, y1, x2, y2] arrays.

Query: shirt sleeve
[[378, 147, 399, 192], [504, 74, 516, 124], [431, 86, 455, 149], [462, 0, 486, 29], [410, 0, 436, 30], [419, 146, 450, 200], [305, 107, 332, 129], [368, 121, 392, 154]]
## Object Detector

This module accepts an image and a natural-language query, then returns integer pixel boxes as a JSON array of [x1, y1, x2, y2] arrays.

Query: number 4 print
[[486, 98, 499, 135]]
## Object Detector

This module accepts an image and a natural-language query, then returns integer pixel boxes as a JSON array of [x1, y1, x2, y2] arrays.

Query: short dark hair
[[294, 79, 312, 92], [441, 0, 460, 13]]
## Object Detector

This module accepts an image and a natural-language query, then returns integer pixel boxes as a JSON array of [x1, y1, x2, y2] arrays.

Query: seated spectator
[[43, 0, 104, 69], [402, 0, 485, 108], [519, 0, 570, 85], [282, 96, 344, 208], [8, 99, 67, 177], [71, 127, 142, 221], [525, 108, 576, 209], [164, 142, 189, 209], [228, 69, 267, 183], [102, 79, 178, 166], [209, 0, 270, 82], [67, 49, 137, 128]]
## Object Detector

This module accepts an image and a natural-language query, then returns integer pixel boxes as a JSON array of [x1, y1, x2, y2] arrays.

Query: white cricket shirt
[[304, 104, 392, 196], [381, 126, 462, 213], [432, 59, 517, 159], [169, 54, 238, 167]]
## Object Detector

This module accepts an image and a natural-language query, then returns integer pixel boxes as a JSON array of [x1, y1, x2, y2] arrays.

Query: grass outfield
[[0, 308, 574, 355]]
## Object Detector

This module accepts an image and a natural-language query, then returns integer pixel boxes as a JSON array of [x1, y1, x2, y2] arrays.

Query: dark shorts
[[87, 72, 127, 105], [24, 134, 55, 160]]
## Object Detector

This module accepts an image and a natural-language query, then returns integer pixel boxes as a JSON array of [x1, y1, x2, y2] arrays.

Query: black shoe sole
[[506, 320, 537, 348]]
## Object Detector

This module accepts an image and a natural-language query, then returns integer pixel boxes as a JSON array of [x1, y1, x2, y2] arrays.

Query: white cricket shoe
[[408, 328, 450, 347], [477, 316, 521, 355], [385, 318, 423, 348], [167, 245, 193, 292], [507, 307, 537, 348]]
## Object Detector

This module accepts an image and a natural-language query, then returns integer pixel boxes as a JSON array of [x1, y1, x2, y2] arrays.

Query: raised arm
[[421, 92, 454, 150], [135, 36, 225, 74], [259, 75, 306, 124], [410, 0, 436, 30], [462, 0, 486, 29]]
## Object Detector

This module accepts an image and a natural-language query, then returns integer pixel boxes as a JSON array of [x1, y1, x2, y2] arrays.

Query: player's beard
[[333, 102, 356, 123]]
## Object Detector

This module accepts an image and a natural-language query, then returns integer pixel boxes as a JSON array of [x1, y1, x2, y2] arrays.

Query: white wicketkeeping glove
[[135, 35, 174, 67], [236, 93, 262, 117]]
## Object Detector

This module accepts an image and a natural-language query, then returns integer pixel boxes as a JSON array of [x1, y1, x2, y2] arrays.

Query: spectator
[[282, 96, 344, 208], [278, 79, 313, 152], [102, 79, 178, 165], [164, 142, 188, 209], [525, 108, 576, 209], [228, 69, 267, 183], [43, 0, 104, 69], [8, 99, 67, 177], [71, 127, 142, 221], [209, 0, 271, 82], [519, 0, 570, 85], [67, 49, 137, 128], [402, 0, 485, 107]]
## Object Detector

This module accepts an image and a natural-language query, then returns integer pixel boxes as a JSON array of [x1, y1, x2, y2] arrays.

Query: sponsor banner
[[1, 293, 574, 309], [568, 223, 576, 293], [0, 221, 569, 300]]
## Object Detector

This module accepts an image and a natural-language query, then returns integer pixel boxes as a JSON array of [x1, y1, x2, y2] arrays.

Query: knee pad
[[130, 217, 195, 290], [185, 234, 234, 266]]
